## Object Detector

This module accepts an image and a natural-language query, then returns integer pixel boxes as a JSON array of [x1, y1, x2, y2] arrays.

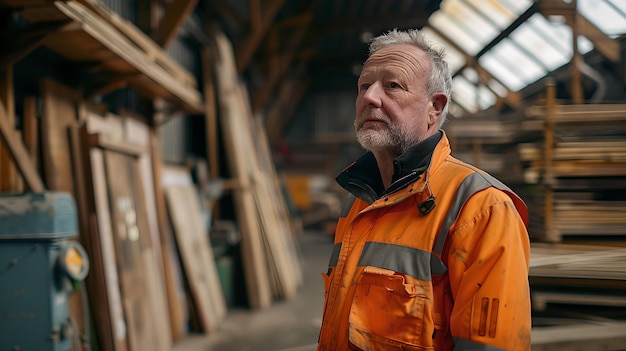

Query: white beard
[[355, 116, 420, 154]]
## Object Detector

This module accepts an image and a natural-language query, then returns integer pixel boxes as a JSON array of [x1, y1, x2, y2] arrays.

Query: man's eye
[[359, 84, 370, 91], [388, 82, 400, 88]]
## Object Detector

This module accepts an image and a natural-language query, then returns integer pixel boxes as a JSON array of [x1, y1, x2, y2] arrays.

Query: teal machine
[[0, 192, 90, 350]]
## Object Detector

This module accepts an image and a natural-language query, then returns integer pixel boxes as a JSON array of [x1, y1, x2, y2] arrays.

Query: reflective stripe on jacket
[[318, 132, 531, 351]]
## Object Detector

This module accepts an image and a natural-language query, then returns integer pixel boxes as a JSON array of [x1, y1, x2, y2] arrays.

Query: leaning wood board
[[148, 128, 189, 341], [40, 77, 81, 191], [101, 147, 171, 351], [240, 87, 302, 299], [85, 113, 172, 350], [164, 184, 227, 332], [85, 145, 129, 351], [213, 30, 272, 309], [0, 97, 43, 192]]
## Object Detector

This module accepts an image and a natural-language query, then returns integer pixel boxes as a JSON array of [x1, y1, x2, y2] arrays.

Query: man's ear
[[428, 93, 448, 125], [432, 93, 448, 113]]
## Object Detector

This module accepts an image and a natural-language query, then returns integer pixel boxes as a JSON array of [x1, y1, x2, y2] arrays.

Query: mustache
[[356, 108, 390, 129]]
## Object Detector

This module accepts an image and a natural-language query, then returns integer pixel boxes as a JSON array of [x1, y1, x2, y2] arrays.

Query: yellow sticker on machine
[[64, 246, 84, 277]]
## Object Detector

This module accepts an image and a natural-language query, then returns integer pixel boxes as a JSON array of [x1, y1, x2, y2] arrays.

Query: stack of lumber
[[13, 0, 203, 114], [213, 30, 303, 309], [519, 102, 626, 242], [529, 243, 626, 350], [520, 104, 626, 181]]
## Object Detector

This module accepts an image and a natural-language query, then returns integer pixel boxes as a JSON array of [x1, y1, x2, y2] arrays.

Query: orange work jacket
[[318, 131, 531, 351]]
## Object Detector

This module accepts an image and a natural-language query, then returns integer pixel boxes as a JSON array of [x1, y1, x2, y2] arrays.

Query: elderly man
[[317, 28, 531, 351]]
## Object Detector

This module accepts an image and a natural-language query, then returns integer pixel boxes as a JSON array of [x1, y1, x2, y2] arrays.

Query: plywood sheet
[[165, 184, 227, 332], [213, 31, 272, 309], [103, 149, 171, 351], [86, 146, 129, 351]]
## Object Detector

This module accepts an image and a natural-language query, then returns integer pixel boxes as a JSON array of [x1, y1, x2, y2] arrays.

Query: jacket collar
[[336, 131, 442, 203]]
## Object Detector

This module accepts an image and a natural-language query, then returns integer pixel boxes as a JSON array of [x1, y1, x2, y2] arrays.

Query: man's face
[[355, 44, 437, 154]]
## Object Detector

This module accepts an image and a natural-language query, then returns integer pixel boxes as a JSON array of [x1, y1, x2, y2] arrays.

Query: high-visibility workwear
[[318, 131, 531, 351]]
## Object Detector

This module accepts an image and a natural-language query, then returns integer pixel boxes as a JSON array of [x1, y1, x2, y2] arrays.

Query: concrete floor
[[172, 229, 333, 351]]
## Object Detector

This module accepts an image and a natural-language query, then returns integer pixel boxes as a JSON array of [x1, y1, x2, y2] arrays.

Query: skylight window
[[579, 0, 626, 37], [426, 0, 624, 116]]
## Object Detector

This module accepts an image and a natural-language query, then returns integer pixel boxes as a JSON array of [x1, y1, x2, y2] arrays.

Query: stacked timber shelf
[[519, 83, 626, 350], [519, 85, 626, 244]]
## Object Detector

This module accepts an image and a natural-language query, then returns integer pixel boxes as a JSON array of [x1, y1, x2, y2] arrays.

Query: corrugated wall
[[285, 89, 356, 141]]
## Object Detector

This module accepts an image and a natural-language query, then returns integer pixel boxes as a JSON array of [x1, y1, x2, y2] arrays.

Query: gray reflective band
[[335, 171, 519, 277], [328, 243, 342, 267], [431, 172, 508, 275], [358, 241, 432, 281], [453, 337, 508, 351]]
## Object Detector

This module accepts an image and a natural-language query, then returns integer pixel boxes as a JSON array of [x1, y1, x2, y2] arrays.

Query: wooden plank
[[524, 160, 626, 178], [519, 141, 626, 161], [531, 321, 626, 351], [88, 132, 147, 157], [246, 91, 302, 299], [124, 116, 173, 348], [215, 30, 303, 302], [214, 30, 272, 309], [201, 48, 219, 180], [67, 122, 93, 351], [85, 144, 129, 351], [77, 0, 197, 88], [158, 164, 191, 340], [165, 184, 227, 332], [0, 95, 44, 191], [21, 96, 38, 168], [103, 149, 171, 351], [526, 104, 626, 121], [532, 291, 626, 310], [85, 112, 174, 350], [149, 124, 189, 341], [530, 243, 626, 280], [0, 66, 16, 192], [50, 1, 203, 113], [40, 77, 80, 192]]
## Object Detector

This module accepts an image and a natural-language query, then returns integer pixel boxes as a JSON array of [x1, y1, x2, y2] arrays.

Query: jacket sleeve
[[444, 189, 532, 351]]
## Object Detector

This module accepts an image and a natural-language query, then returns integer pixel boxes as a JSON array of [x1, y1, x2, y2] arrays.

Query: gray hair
[[368, 28, 452, 127]]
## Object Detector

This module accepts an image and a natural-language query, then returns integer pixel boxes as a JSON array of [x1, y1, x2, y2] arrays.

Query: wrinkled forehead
[[362, 44, 430, 77]]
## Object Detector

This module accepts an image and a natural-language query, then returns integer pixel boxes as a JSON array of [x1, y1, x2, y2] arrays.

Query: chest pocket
[[348, 240, 438, 350], [348, 266, 435, 351]]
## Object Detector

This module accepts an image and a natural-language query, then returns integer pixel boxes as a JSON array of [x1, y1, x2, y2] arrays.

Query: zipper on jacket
[[382, 171, 421, 197]]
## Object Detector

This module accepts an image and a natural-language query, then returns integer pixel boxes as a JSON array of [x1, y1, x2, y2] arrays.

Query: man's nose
[[362, 82, 383, 108]]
